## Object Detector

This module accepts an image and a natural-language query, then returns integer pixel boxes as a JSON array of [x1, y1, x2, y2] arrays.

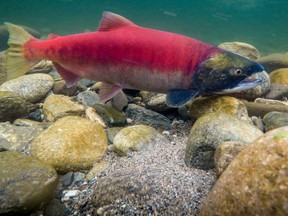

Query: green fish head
[[195, 50, 266, 94]]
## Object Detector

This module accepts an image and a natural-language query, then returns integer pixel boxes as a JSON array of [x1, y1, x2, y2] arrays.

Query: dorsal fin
[[48, 33, 59, 40], [98, 11, 136, 32]]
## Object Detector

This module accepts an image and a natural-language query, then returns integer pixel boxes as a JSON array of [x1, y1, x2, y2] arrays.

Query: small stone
[[125, 104, 172, 130], [113, 125, 166, 156], [93, 104, 126, 127], [27, 60, 54, 75], [189, 96, 250, 122], [0, 73, 54, 103], [43, 200, 70, 216], [251, 116, 265, 131], [218, 41, 260, 60], [52, 80, 77, 96], [185, 112, 263, 169], [147, 94, 170, 112], [263, 111, 288, 131], [257, 52, 288, 73], [0, 91, 36, 122], [269, 68, 288, 86], [0, 151, 58, 214], [76, 90, 100, 107], [200, 126, 288, 216], [111, 90, 128, 111], [214, 141, 248, 176], [31, 116, 108, 173], [43, 94, 85, 122], [85, 107, 107, 128], [264, 83, 288, 100], [106, 127, 124, 144]]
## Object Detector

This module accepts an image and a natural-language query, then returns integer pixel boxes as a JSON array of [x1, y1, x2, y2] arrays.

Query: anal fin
[[92, 82, 123, 103], [53, 63, 81, 87], [166, 89, 200, 107]]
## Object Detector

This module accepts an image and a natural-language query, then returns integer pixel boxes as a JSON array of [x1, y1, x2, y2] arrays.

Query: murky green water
[[1, 0, 287, 55]]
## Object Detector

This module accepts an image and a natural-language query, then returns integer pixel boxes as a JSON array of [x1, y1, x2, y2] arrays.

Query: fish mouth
[[216, 72, 265, 94]]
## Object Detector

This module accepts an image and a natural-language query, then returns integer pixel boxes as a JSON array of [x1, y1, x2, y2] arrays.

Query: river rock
[[263, 111, 288, 131], [227, 70, 271, 100], [43, 94, 85, 122], [0, 120, 46, 152], [126, 104, 172, 130], [0, 151, 58, 214], [200, 126, 288, 216], [111, 90, 128, 111], [76, 90, 100, 107], [257, 52, 288, 73], [0, 51, 7, 85], [269, 68, 288, 85], [264, 83, 288, 100], [0, 91, 36, 122], [113, 125, 167, 156], [189, 96, 250, 122], [140, 91, 170, 112], [0, 73, 54, 103], [214, 141, 248, 176], [26, 60, 54, 75], [85, 107, 107, 128], [218, 41, 260, 60], [185, 112, 263, 169], [93, 104, 126, 126], [52, 80, 77, 96], [106, 127, 124, 144], [31, 116, 108, 173]]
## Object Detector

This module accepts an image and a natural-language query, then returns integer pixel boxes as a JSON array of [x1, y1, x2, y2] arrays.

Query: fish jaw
[[214, 72, 265, 94]]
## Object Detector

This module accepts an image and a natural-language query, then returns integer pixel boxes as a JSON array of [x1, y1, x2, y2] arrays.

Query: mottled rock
[[189, 96, 250, 122], [185, 113, 263, 169], [269, 68, 288, 86], [0, 73, 54, 103], [106, 127, 124, 144], [214, 141, 248, 176], [218, 41, 260, 60], [43, 94, 85, 122], [227, 71, 270, 100], [31, 116, 108, 173], [264, 83, 288, 100], [85, 107, 107, 128], [93, 104, 126, 126], [200, 127, 288, 216], [76, 90, 100, 107], [257, 52, 288, 73], [140, 91, 170, 112], [0, 120, 45, 152], [126, 104, 172, 130], [0, 151, 58, 214], [113, 125, 166, 156], [0, 91, 36, 122], [27, 60, 54, 75], [263, 111, 288, 131], [0, 50, 7, 85], [52, 80, 77, 96]]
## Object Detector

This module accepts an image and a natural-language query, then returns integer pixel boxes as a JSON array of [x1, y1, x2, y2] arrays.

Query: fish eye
[[232, 68, 243, 76]]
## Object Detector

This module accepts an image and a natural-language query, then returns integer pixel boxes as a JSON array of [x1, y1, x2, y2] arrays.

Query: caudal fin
[[4, 22, 40, 80]]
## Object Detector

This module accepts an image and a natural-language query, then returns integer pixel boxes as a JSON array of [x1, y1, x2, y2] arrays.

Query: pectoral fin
[[93, 82, 123, 103], [166, 89, 200, 107], [53, 63, 81, 87]]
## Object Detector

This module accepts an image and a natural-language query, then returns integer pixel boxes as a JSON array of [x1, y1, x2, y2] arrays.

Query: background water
[[0, 0, 287, 55]]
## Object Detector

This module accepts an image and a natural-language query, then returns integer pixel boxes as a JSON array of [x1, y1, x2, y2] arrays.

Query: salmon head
[[194, 50, 265, 95]]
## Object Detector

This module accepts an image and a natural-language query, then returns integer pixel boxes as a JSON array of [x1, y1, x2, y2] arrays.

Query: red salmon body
[[5, 12, 266, 107]]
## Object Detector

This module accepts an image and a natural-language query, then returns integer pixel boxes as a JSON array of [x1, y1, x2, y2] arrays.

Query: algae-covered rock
[[0, 50, 7, 85], [200, 126, 288, 216], [269, 68, 288, 85], [257, 52, 288, 73], [189, 96, 250, 122], [113, 125, 166, 156], [31, 116, 108, 173], [93, 104, 126, 126], [0, 73, 54, 103], [218, 41, 260, 60], [0, 151, 58, 214], [263, 111, 288, 131], [43, 94, 85, 122], [185, 113, 263, 169], [0, 91, 36, 122]]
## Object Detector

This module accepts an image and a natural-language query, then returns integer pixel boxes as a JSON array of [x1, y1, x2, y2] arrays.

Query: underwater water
[[0, 0, 287, 55]]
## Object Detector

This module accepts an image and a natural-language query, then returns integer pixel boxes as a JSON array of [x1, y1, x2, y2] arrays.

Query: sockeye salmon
[[5, 12, 265, 107]]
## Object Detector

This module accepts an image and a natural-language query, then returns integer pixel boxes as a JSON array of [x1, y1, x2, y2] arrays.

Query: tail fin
[[4, 22, 40, 80]]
